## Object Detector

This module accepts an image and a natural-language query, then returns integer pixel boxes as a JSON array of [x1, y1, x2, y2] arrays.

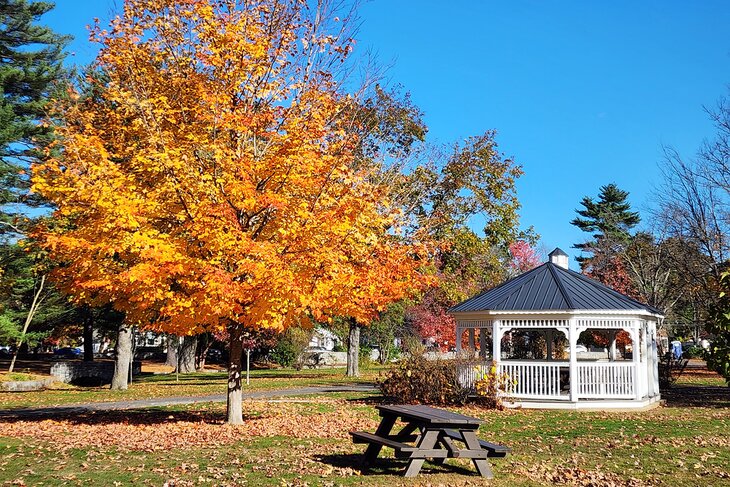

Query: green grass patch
[[1, 387, 729, 486], [0, 372, 44, 382]]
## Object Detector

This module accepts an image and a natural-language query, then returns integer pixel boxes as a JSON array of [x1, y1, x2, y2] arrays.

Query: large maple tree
[[32, 0, 427, 424]]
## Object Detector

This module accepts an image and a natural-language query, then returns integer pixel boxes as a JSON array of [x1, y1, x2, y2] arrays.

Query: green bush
[[684, 345, 703, 359], [378, 354, 471, 405], [359, 343, 374, 369], [271, 327, 311, 369], [270, 340, 297, 368]]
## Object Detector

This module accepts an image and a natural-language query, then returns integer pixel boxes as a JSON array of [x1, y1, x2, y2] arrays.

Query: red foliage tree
[[508, 241, 541, 276], [408, 301, 456, 351]]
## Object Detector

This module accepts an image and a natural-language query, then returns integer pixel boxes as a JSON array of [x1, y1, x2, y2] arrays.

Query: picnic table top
[[375, 404, 484, 426]]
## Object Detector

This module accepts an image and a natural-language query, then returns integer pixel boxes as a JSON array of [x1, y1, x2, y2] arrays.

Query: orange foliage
[[32, 1, 429, 338]]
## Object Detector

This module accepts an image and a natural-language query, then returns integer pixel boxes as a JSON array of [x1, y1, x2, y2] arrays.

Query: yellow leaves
[[31, 0, 431, 339]]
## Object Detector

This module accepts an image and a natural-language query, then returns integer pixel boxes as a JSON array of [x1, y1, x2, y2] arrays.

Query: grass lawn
[[0, 366, 385, 409], [0, 372, 44, 382], [1, 365, 728, 486]]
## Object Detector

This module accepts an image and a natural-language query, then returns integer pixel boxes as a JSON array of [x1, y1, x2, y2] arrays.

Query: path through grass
[[0, 366, 384, 409]]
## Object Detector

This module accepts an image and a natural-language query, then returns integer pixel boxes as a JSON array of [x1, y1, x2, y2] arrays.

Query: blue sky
[[44, 1, 730, 266]]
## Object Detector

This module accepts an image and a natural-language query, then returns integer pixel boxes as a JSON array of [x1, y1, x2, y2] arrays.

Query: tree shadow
[[137, 373, 226, 383], [345, 394, 385, 404], [152, 380, 227, 386], [661, 385, 730, 408], [0, 406, 241, 425], [314, 453, 477, 476]]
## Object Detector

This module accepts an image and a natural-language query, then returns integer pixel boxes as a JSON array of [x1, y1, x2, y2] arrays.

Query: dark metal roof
[[450, 262, 662, 315], [548, 248, 568, 258]]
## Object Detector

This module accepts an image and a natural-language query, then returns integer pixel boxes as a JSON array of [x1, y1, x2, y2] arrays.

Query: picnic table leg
[[403, 429, 441, 477], [364, 414, 397, 464], [431, 435, 457, 465], [460, 430, 494, 479], [392, 421, 419, 441]]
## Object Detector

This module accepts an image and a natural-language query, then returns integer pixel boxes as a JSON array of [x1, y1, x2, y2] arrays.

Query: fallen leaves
[[2, 386, 729, 485], [512, 463, 648, 486], [0, 399, 378, 452]]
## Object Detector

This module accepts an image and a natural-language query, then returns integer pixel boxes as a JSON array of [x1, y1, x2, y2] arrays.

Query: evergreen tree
[[571, 183, 640, 268], [0, 0, 68, 236], [0, 1, 69, 368], [0, 243, 70, 347]]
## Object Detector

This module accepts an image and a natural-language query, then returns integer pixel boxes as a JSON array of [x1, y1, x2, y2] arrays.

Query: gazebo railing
[[459, 360, 639, 401], [498, 361, 568, 400], [576, 362, 635, 398], [458, 361, 569, 400]]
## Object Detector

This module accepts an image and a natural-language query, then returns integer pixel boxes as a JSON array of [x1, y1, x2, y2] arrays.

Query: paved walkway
[[0, 383, 376, 420]]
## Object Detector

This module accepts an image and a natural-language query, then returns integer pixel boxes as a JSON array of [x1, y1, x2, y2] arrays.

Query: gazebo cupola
[[449, 248, 663, 409]]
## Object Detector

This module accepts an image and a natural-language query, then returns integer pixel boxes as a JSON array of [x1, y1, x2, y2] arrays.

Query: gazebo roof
[[450, 258, 662, 315]]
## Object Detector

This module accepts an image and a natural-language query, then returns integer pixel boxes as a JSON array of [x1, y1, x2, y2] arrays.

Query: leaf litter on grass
[[0, 399, 379, 452]]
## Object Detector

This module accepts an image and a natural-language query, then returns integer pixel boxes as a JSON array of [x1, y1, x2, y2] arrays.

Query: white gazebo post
[[640, 322, 648, 398], [492, 320, 501, 363], [650, 321, 659, 396], [631, 324, 641, 400], [455, 323, 462, 353], [568, 318, 578, 402]]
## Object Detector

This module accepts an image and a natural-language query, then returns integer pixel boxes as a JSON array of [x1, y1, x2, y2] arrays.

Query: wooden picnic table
[[350, 404, 509, 478]]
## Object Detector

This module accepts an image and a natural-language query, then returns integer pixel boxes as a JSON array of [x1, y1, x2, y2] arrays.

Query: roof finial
[[548, 248, 569, 270]]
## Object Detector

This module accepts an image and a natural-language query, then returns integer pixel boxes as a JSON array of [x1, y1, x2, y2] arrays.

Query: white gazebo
[[450, 248, 662, 409]]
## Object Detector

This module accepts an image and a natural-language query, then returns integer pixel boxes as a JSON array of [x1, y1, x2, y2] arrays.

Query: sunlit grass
[[0, 391, 728, 486]]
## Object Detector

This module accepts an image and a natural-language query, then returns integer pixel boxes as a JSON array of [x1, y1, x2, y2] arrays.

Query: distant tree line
[[571, 90, 730, 383]]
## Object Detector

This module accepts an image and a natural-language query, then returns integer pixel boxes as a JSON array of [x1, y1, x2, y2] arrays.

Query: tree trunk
[[111, 323, 133, 390], [197, 333, 212, 370], [346, 318, 360, 377], [83, 306, 94, 362], [178, 335, 197, 373], [165, 334, 178, 368], [8, 274, 46, 373], [227, 324, 244, 425]]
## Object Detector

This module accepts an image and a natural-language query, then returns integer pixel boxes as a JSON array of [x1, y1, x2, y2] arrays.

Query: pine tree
[[0, 0, 68, 236], [0, 1, 68, 369], [571, 183, 640, 268]]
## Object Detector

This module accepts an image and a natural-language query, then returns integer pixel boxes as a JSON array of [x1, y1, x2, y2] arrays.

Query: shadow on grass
[[662, 384, 730, 408], [152, 380, 227, 387], [136, 373, 226, 383], [314, 453, 477, 476], [0, 405, 236, 425], [345, 394, 384, 405], [136, 371, 354, 383]]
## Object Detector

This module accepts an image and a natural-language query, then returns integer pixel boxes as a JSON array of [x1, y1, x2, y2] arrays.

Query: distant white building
[[308, 326, 341, 351]]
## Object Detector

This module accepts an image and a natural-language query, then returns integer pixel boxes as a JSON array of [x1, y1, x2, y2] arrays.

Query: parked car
[[53, 347, 82, 358], [565, 344, 588, 354], [205, 348, 223, 363]]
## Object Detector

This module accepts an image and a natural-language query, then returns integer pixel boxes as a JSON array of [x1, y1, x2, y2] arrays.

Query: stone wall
[[0, 378, 56, 392], [50, 360, 142, 384], [302, 351, 347, 367]]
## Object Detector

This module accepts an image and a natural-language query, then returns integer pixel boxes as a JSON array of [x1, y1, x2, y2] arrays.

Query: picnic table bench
[[350, 404, 509, 478]]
